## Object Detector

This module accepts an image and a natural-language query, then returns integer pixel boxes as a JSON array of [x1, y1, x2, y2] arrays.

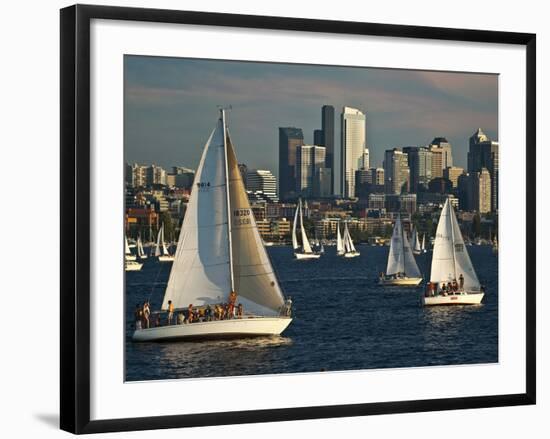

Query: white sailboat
[[136, 236, 147, 260], [155, 223, 175, 262], [421, 234, 427, 253], [125, 235, 136, 261], [423, 198, 484, 305], [336, 223, 345, 256], [133, 110, 292, 342], [379, 216, 423, 286], [292, 199, 320, 260], [342, 221, 360, 258], [412, 227, 422, 255]]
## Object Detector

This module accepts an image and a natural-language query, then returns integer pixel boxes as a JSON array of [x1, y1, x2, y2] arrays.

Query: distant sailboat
[[423, 199, 484, 305], [379, 216, 422, 286], [133, 110, 292, 342], [125, 235, 136, 261], [336, 222, 345, 256], [492, 235, 498, 255], [292, 199, 320, 260], [155, 223, 175, 262], [137, 236, 147, 260], [342, 221, 360, 258], [411, 227, 422, 255], [125, 260, 143, 271], [421, 234, 427, 253]]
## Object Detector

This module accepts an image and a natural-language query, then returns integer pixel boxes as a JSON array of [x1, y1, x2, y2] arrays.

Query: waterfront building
[[341, 106, 367, 198], [278, 127, 304, 200], [368, 193, 386, 210]]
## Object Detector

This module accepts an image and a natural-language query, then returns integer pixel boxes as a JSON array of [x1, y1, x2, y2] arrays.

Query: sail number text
[[233, 209, 251, 226]]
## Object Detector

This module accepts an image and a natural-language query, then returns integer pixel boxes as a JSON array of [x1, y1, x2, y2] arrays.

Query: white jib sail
[[336, 223, 344, 254], [161, 224, 170, 255], [162, 117, 232, 310], [292, 200, 300, 251], [421, 234, 426, 251], [386, 216, 405, 275], [430, 199, 480, 290], [226, 134, 286, 315], [299, 200, 313, 254], [402, 231, 422, 278], [346, 223, 357, 252], [412, 227, 421, 253], [137, 237, 145, 257]]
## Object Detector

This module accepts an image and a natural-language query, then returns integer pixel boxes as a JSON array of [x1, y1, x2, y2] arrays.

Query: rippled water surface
[[125, 245, 498, 381]]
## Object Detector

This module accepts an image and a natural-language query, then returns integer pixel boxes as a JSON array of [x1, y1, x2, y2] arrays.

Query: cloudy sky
[[124, 55, 498, 176]]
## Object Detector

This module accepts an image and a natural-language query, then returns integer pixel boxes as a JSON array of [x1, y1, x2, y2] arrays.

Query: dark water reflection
[[126, 245, 498, 381]]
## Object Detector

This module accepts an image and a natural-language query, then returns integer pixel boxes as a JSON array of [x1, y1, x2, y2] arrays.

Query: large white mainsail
[[162, 118, 232, 310], [162, 113, 286, 316], [430, 199, 480, 290]]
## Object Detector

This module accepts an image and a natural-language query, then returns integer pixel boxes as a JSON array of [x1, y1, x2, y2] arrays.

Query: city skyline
[[125, 55, 498, 176]]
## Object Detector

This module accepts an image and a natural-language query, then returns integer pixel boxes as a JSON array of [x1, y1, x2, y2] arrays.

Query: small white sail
[[412, 227, 421, 253], [421, 234, 426, 251], [336, 223, 344, 255], [161, 224, 170, 256], [402, 231, 422, 278], [345, 222, 357, 253], [137, 237, 145, 257], [386, 216, 405, 275], [125, 235, 132, 255], [299, 200, 313, 254], [292, 200, 300, 251], [430, 199, 480, 290], [154, 226, 162, 257]]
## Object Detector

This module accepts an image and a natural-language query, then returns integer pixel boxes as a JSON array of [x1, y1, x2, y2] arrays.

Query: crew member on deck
[[228, 290, 238, 319], [459, 274, 464, 291]]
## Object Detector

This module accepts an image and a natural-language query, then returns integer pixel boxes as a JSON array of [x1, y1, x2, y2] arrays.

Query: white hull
[[125, 254, 137, 261], [343, 252, 360, 258], [423, 292, 484, 306], [379, 277, 423, 286], [125, 261, 143, 271], [413, 250, 421, 256], [294, 252, 321, 260], [133, 317, 292, 342], [158, 255, 175, 262], [139, 255, 148, 260]]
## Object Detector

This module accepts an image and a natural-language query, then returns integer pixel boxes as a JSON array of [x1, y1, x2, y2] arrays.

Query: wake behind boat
[[132, 110, 292, 342], [379, 215, 422, 286], [423, 198, 484, 306]]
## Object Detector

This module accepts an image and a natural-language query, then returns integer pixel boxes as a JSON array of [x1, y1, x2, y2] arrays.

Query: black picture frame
[[60, 4, 536, 434]]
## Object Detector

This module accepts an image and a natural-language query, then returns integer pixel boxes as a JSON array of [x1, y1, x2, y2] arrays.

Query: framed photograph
[[60, 4, 536, 434]]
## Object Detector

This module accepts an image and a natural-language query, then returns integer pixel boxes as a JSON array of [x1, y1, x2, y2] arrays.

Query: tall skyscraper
[[297, 145, 326, 197], [321, 105, 335, 194], [313, 129, 324, 146], [246, 169, 278, 202], [429, 145, 444, 179], [468, 128, 499, 212], [278, 127, 304, 200], [383, 148, 410, 195], [403, 146, 432, 192], [371, 167, 385, 186], [472, 167, 491, 213], [431, 137, 453, 168], [341, 106, 366, 198], [361, 148, 370, 169]]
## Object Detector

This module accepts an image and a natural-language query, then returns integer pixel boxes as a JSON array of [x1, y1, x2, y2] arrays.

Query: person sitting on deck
[[167, 300, 175, 325], [187, 304, 194, 324], [452, 280, 458, 293], [441, 283, 447, 296], [237, 303, 243, 318], [459, 274, 465, 291], [177, 312, 185, 325]]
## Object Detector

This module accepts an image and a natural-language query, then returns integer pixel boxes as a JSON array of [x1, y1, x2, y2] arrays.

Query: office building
[[403, 146, 432, 192], [468, 128, 499, 212], [246, 169, 278, 202], [472, 167, 492, 214], [313, 129, 324, 146], [278, 127, 304, 200], [443, 166, 465, 188], [341, 106, 367, 198], [383, 148, 410, 195], [146, 165, 167, 186], [431, 137, 453, 168], [321, 105, 335, 194]]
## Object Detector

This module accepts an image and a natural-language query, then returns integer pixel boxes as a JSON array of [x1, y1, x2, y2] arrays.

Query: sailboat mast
[[221, 109, 235, 292]]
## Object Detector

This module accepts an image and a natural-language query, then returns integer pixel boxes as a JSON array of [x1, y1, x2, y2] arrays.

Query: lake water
[[125, 245, 498, 381]]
